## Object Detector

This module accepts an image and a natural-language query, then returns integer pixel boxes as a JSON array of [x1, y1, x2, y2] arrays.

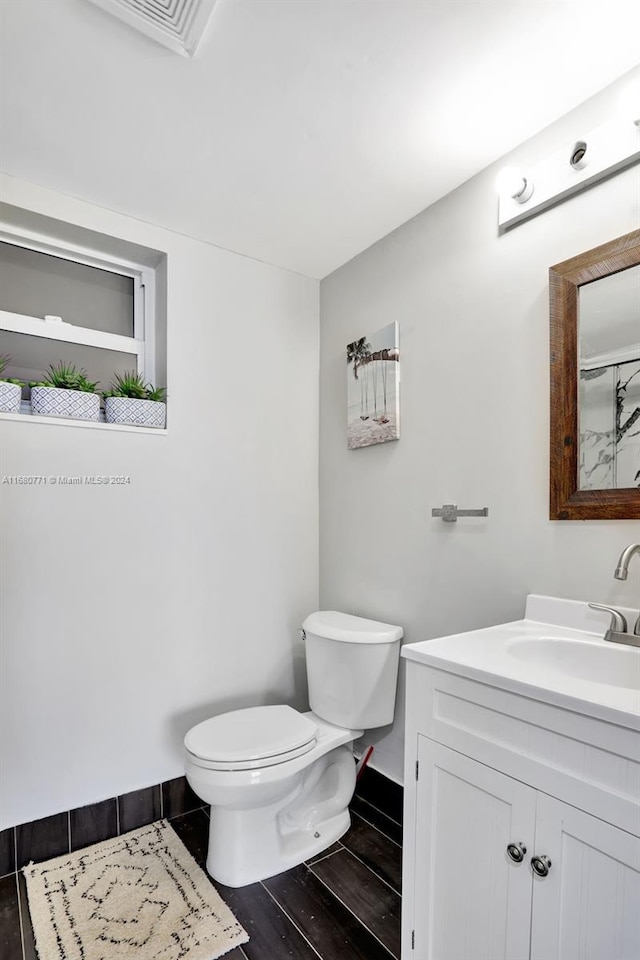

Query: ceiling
[[1, 0, 639, 279]]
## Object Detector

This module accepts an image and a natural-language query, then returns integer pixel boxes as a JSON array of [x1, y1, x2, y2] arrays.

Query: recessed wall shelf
[[0, 410, 167, 436]]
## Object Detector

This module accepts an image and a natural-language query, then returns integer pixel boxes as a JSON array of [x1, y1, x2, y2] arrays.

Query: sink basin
[[507, 637, 640, 690], [401, 595, 640, 724]]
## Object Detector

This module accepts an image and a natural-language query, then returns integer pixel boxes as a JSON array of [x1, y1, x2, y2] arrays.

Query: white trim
[[0, 227, 146, 279], [581, 343, 640, 370], [133, 275, 146, 378], [0, 409, 167, 435], [0, 309, 144, 358], [0, 227, 160, 385], [141, 268, 156, 385]]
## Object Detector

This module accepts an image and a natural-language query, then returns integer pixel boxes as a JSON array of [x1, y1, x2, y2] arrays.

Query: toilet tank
[[302, 611, 403, 729]]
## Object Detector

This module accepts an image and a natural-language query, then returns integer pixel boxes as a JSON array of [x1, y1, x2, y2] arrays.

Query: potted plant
[[103, 371, 166, 428], [30, 362, 101, 421], [0, 355, 24, 413]]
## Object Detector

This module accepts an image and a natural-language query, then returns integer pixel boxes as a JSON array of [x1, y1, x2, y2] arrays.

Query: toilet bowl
[[185, 705, 362, 886], [184, 611, 403, 887]]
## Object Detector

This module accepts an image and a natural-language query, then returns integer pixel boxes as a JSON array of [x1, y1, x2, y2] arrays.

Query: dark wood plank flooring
[[0, 794, 402, 960]]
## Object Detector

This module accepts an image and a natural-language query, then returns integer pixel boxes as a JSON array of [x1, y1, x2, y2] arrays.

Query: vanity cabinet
[[413, 740, 534, 960], [530, 793, 640, 960], [402, 662, 640, 960]]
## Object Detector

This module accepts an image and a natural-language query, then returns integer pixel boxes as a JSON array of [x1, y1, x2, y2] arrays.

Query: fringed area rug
[[23, 819, 249, 960]]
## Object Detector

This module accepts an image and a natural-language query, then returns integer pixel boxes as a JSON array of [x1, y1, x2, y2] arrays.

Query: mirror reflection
[[579, 264, 640, 490]]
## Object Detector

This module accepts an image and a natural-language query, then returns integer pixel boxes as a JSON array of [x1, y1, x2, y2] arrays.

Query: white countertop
[[401, 595, 640, 730]]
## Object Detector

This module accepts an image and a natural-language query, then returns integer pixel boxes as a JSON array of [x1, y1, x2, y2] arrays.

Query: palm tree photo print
[[347, 321, 400, 449]]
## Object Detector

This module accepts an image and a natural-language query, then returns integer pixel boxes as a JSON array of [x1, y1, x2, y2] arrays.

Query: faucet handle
[[588, 603, 628, 634]]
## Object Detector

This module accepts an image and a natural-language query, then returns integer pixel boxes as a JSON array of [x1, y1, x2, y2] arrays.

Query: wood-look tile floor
[[0, 797, 402, 960]]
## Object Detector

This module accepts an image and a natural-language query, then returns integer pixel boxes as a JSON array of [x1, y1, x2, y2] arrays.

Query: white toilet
[[184, 610, 403, 887]]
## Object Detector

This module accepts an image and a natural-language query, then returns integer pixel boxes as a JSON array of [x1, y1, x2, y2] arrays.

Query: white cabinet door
[[530, 794, 640, 960], [412, 738, 536, 960]]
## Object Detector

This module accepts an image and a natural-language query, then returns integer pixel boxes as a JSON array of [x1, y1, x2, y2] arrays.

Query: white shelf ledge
[[0, 409, 167, 435]]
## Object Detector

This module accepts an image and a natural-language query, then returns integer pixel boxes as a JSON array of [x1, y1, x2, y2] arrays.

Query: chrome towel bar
[[432, 504, 489, 522]]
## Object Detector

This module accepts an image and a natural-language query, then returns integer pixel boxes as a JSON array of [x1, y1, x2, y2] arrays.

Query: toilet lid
[[184, 705, 318, 764]]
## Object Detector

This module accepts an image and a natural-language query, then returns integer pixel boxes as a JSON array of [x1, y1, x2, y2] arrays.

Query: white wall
[[0, 175, 319, 829], [319, 71, 640, 784]]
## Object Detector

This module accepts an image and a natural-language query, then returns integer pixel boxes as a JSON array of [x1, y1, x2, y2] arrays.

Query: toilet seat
[[184, 705, 318, 771]]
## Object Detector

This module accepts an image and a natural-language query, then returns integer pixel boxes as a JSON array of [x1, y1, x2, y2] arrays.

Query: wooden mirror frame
[[550, 229, 640, 520]]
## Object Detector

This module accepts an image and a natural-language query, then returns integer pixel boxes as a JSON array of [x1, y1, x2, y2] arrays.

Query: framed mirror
[[550, 229, 640, 520]]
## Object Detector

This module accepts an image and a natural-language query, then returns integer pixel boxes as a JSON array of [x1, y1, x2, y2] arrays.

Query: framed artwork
[[347, 321, 400, 449]]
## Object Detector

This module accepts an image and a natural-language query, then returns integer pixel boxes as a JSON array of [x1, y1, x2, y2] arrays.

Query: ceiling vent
[[87, 0, 217, 57]]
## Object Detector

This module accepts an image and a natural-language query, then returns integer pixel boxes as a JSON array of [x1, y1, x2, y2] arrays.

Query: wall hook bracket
[[432, 504, 489, 523]]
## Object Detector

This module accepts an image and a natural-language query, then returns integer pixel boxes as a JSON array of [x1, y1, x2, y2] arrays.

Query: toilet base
[[206, 807, 351, 887], [201, 742, 357, 887]]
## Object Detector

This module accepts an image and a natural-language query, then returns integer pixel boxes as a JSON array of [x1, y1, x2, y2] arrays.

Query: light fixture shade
[[495, 167, 533, 202]]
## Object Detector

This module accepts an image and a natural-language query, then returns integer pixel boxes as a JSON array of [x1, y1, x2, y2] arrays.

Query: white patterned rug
[[23, 820, 249, 960]]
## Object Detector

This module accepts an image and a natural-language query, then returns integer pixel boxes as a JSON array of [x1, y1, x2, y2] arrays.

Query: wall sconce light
[[494, 166, 534, 203], [496, 113, 640, 230], [569, 140, 588, 170]]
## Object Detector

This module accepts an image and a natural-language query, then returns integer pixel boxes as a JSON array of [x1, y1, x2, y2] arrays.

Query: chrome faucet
[[588, 603, 634, 646], [613, 543, 640, 637]]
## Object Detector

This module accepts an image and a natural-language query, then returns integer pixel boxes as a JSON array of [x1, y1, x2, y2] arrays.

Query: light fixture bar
[[498, 117, 640, 230]]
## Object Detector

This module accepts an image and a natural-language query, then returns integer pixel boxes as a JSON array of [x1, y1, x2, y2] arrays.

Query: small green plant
[[103, 371, 166, 403], [30, 362, 99, 393], [0, 354, 23, 386], [145, 385, 166, 403]]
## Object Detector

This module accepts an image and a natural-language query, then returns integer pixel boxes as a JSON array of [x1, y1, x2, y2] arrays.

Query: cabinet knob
[[506, 842, 527, 863], [531, 855, 552, 877]]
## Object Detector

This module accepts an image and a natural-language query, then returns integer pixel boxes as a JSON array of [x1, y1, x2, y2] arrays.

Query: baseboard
[[0, 775, 207, 878], [1, 763, 406, 880], [353, 763, 403, 825]]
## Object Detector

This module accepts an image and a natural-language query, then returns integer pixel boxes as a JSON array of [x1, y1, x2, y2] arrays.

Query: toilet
[[184, 610, 403, 887]]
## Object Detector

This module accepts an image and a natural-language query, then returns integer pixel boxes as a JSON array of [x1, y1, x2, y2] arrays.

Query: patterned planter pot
[[0, 381, 22, 413], [31, 386, 101, 421], [105, 397, 166, 428]]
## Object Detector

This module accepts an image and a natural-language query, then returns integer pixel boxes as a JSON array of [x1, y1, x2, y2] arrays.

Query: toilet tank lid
[[303, 611, 403, 644]]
